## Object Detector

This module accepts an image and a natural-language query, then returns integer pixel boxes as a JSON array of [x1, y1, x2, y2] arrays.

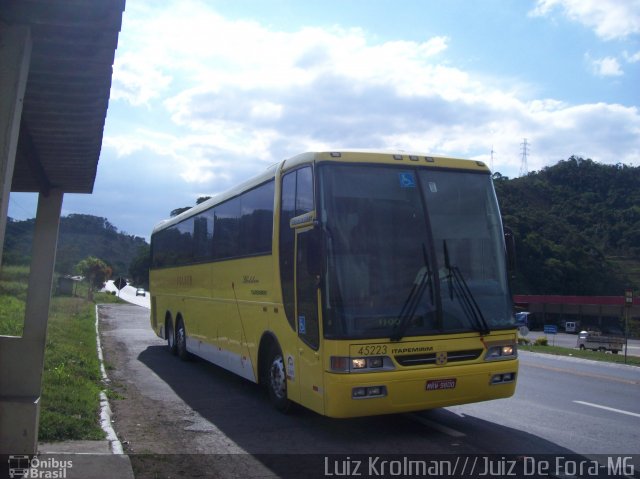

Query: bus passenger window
[[280, 166, 315, 331]]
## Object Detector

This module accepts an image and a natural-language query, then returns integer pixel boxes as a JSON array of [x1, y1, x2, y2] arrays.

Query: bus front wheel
[[166, 318, 177, 355], [267, 345, 291, 413]]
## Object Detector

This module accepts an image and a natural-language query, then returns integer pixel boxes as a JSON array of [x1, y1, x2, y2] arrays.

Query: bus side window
[[296, 167, 314, 214]]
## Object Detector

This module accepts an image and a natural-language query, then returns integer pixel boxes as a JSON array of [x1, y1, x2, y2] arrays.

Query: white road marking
[[573, 400, 640, 418], [406, 413, 466, 437]]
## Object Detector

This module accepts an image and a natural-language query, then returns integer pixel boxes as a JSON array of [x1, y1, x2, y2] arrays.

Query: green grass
[[39, 297, 105, 441], [520, 344, 640, 366], [93, 290, 125, 304], [0, 265, 113, 441], [0, 265, 30, 336], [0, 294, 26, 336]]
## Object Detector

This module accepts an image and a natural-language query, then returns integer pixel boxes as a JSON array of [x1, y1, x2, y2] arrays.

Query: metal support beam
[[0, 189, 63, 454], [0, 23, 31, 267], [17, 119, 52, 196]]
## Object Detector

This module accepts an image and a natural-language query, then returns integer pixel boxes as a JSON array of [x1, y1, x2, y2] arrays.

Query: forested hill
[[493, 156, 640, 295], [2, 158, 638, 295], [3, 214, 148, 276]]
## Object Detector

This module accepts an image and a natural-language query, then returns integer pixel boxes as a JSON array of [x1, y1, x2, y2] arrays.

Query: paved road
[[99, 304, 640, 478], [449, 351, 640, 453], [104, 280, 150, 308]]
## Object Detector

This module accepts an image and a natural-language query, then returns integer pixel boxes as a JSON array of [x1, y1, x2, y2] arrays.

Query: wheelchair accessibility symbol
[[398, 172, 416, 188]]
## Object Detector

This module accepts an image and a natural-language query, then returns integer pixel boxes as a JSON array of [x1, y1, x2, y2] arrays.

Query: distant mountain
[[3, 214, 148, 277], [493, 156, 640, 295], [5, 158, 637, 296]]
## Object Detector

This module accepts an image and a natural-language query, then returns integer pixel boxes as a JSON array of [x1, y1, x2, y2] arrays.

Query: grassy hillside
[[494, 157, 640, 295], [3, 214, 148, 277]]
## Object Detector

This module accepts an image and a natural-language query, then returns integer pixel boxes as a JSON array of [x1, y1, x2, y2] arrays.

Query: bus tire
[[266, 344, 291, 413], [176, 318, 190, 361], [166, 317, 177, 355]]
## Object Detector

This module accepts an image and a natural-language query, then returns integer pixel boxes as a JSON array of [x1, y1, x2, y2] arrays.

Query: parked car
[[136, 288, 145, 297]]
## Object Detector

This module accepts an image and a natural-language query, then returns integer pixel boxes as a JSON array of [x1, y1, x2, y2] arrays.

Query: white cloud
[[107, 0, 640, 190], [111, 53, 173, 106], [530, 0, 640, 40], [624, 50, 640, 63], [587, 55, 624, 76]]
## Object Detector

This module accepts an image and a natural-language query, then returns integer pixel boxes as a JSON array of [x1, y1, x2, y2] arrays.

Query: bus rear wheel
[[267, 345, 291, 413], [176, 319, 189, 361]]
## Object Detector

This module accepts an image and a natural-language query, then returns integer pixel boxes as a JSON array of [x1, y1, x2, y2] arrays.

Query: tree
[[129, 245, 150, 289], [170, 207, 190, 217], [170, 196, 212, 217], [493, 156, 639, 295], [76, 256, 112, 300]]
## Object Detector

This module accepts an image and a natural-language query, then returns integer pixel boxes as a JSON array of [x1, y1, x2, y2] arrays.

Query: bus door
[[295, 226, 324, 413]]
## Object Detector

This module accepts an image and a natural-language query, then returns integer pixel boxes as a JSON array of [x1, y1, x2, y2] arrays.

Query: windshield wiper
[[443, 240, 490, 335], [391, 244, 433, 341]]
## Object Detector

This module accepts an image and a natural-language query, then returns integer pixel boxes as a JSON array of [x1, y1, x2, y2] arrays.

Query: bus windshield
[[318, 163, 513, 339]]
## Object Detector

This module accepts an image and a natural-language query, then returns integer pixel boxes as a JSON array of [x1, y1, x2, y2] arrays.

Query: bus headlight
[[485, 343, 517, 361], [351, 358, 367, 369], [330, 356, 393, 373]]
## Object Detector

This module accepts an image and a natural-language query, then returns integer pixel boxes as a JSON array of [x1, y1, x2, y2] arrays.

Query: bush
[[517, 336, 531, 345], [534, 336, 549, 346]]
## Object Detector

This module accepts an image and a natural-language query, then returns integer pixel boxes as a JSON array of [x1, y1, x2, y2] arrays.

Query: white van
[[565, 321, 577, 333]]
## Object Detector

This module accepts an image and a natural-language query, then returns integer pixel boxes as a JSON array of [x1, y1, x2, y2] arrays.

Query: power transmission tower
[[519, 138, 529, 176]]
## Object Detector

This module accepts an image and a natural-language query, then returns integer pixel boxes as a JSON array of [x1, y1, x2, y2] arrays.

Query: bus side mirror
[[504, 226, 516, 278]]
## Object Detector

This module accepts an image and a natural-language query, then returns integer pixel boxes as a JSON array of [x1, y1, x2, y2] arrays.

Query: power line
[[8, 195, 37, 219]]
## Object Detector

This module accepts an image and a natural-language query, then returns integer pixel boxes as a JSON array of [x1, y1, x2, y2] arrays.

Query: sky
[[9, 0, 640, 240]]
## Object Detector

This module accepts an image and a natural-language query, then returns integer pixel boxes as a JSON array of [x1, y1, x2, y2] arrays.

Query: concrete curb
[[94, 305, 124, 455]]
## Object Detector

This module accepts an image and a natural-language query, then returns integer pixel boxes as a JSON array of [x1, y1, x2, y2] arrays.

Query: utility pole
[[625, 289, 633, 364], [519, 138, 529, 176]]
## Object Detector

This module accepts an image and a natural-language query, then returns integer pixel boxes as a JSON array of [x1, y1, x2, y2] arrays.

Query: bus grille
[[394, 349, 483, 366]]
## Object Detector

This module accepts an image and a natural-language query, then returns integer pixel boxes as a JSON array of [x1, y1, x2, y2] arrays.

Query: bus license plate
[[426, 378, 457, 391]]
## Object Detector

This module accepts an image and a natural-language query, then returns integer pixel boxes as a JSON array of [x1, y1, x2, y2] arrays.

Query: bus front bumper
[[322, 359, 518, 418]]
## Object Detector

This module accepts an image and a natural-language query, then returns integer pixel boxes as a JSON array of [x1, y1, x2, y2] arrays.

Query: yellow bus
[[149, 150, 518, 418]]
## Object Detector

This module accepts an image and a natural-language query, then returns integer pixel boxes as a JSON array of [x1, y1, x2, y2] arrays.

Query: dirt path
[[98, 304, 277, 478]]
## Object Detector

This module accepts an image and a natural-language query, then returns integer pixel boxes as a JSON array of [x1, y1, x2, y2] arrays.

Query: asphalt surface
[[104, 280, 150, 308], [97, 303, 640, 478], [448, 351, 640, 454]]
